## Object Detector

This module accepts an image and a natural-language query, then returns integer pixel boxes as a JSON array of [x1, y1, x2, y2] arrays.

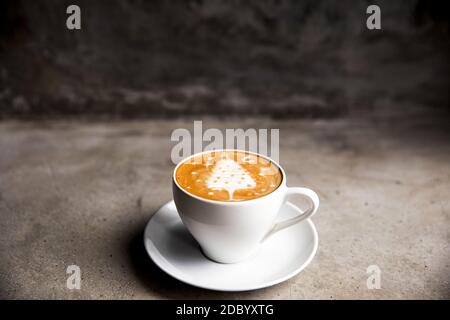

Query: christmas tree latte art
[[176, 151, 282, 201], [206, 159, 256, 200]]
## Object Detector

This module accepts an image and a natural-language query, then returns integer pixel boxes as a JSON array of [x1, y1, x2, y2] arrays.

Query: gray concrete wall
[[0, 0, 448, 118]]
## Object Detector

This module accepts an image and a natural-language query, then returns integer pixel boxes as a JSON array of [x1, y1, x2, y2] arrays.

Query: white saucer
[[143, 200, 318, 292]]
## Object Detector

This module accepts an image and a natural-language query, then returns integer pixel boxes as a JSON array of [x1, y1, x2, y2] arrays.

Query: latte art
[[206, 159, 256, 200], [175, 150, 282, 201]]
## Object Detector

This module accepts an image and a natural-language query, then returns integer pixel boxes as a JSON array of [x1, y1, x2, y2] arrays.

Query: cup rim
[[172, 149, 286, 205]]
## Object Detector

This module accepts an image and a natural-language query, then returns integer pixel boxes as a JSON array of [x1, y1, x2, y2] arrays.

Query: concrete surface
[[0, 116, 449, 299]]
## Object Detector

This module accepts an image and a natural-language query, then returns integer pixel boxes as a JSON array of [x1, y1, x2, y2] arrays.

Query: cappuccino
[[175, 150, 282, 202]]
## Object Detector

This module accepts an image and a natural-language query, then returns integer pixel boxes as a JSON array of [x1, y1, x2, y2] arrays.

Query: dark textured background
[[0, 0, 448, 119]]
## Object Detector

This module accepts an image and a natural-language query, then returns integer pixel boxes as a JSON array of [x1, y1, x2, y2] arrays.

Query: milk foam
[[176, 150, 282, 202], [206, 159, 256, 200]]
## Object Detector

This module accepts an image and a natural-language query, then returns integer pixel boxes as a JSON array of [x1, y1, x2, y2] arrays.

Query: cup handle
[[263, 187, 319, 241]]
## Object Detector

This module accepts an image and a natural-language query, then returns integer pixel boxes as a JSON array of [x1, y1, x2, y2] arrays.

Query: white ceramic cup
[[173, 150, 319, 264]]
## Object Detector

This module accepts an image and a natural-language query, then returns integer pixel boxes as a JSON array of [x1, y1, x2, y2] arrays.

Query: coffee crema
[[175, 150, 282, 202]]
